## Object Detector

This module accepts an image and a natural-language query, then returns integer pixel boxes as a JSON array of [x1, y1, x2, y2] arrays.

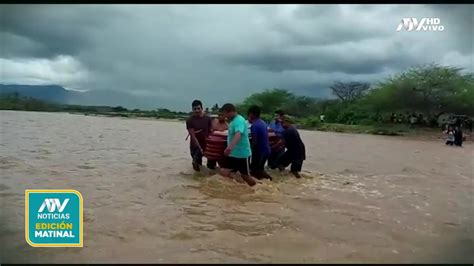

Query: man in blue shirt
[[247, 105, 273, 180], [268, 110, 285, 137], [221, 103, 257, 186], [267, 109, 285, 169]]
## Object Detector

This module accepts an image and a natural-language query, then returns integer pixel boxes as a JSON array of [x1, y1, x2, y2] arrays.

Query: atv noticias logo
[[39, 198, 69, 213], [25, 190, 83, 247], [397, 18, 445, 32]]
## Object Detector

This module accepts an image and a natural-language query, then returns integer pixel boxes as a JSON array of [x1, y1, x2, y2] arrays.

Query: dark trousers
[[454, 138, 463, 147], [190, 146, 216, 169], [278, 151, 303, 172], [454, 132, 463, 147], [250, 152, 272, 180], [268, 148, 285, 169]]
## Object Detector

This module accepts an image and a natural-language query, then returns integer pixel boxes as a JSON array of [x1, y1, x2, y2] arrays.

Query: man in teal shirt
[[220, 103, 257, 186]]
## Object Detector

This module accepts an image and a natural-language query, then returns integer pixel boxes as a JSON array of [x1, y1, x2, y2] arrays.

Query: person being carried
[[247, 105, 273, 180], [267, 110, 286, 169], [220, 103, 257, 186], [278, 116, 306, 178], [186, 99, 215, 171], [212, 112, 229, 132], [268, 110, 285, 137], [210, 111, 230, 169]]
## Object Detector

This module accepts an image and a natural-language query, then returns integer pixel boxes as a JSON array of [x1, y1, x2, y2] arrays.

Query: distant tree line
[[0, 93, 188, 119], [227, 64, 473, 128], [2, 64, 472, 128]]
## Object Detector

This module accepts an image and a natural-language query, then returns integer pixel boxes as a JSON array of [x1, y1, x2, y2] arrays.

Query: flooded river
[[1, 111, 472, 263]]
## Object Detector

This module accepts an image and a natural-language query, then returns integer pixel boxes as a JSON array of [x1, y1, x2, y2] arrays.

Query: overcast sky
[[1, 4, 473, 110]]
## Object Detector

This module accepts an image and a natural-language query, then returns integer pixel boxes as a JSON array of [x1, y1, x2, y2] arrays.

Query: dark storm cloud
[[225, 41, 414, 74], [427, 4, 473, 55], [1, 5, 126, 58], [222, 4, 472, 76], [1, 4, 472, 110], [272, 5, 392, 47]]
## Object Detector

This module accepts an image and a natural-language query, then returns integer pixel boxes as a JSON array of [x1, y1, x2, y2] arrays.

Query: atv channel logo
[[397, 18, 444, 32], [25, 190, 83, 247]]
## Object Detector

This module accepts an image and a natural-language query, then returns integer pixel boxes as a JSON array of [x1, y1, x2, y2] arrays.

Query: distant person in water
[[466, 119, 473, 133], [454, 125, 463, 147], [278, 116, 306, 178], [186, 100, 215, 171], [268, 110, 285, 137], [444, 125, 455, 146], [220, 103, 257, 186], [208, 112, 229, 170], [247, 105, 273, 180], [390, 113, 397, 123], [418, 114, 424, 125], [409, 114, 417, 129], [397, 113, 403, 123], [212, 112, 228, 132]]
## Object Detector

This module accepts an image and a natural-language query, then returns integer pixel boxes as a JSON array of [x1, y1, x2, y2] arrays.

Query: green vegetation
[[1, 64, 472, 137], [232, 64, 473, 134], [0, 93, 60, 112], [0, 93, 189, 120]]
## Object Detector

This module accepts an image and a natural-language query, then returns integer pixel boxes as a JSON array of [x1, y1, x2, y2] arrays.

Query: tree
[[237, 88, 325, 118], [241, 88, 294, 114], [367, 64, 474, 119], [285, 95, 321, 117], [211, 104, 219, 113], [112, 106, 128, 112], [330, 81, 371, 102]]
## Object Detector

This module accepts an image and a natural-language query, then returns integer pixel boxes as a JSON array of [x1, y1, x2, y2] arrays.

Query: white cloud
[[0, 55, 89, 90], [441, 51, 473, 73]]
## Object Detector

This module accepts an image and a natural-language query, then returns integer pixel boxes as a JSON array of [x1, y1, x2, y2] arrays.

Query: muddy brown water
[[0, 111, 472, 263]]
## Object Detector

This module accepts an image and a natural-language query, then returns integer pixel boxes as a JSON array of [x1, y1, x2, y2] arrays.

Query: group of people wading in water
[[186, 100, 306, 186]]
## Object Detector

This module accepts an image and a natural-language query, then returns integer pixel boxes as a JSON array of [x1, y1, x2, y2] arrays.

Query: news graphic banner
[[25, 189, 83, 247]]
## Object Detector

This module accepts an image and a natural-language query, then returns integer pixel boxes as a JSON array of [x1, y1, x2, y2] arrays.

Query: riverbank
[[3, 109, 471, 141], [62, 111, 474, 141], [302, 123, 472, 142], [80, 112, 184, 123]]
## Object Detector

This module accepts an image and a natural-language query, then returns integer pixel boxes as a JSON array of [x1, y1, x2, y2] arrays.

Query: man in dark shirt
[[186, 99, 214, 171], [278, 116, 306, 178], [454, 125, 463, 147], [247, 105, 273, 180]]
